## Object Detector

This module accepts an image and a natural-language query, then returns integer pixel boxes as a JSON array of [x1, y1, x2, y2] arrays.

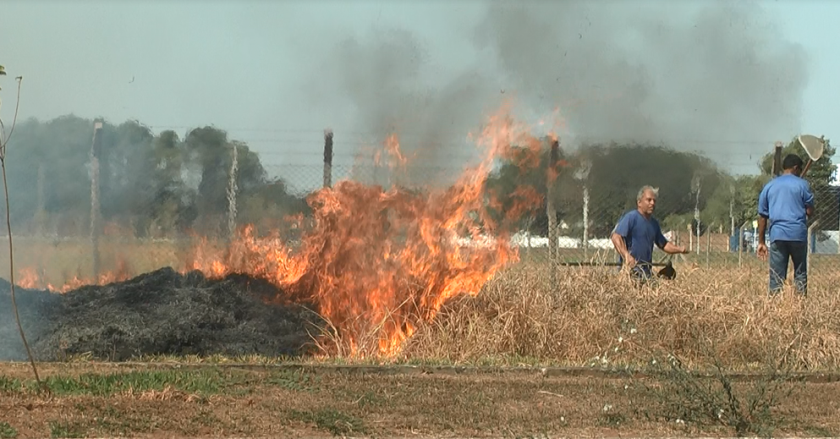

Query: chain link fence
[[0, 152, 837, 292]]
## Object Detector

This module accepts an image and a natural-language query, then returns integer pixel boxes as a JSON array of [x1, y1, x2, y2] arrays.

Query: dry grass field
[[2, 237, 840, 437], [2, 236, 840, 370]]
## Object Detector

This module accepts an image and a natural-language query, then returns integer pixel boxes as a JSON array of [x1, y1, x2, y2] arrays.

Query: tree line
[[2, 114, 836, 239], [5, 116, 308, 237], [484, 136, 838, 238]]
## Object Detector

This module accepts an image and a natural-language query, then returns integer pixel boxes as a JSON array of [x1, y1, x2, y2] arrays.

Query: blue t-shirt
[[613, 210, 668, 267], [757, 174, 814, 243]]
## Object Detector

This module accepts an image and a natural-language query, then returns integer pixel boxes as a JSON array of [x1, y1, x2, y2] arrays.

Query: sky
[[1, 0, 839, 186]]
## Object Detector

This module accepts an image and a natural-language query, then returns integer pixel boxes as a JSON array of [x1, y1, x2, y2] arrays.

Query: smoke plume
[[313, 1, 808, 177], [308, 25, 503, 187], [473, 0, 809, 172]]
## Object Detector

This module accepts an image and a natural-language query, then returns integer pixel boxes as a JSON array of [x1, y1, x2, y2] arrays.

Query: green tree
[[484, 141, 729, 238], [483, 137, 578, 236], [701, 174, 770, 235], [580, 143, 725, 236]]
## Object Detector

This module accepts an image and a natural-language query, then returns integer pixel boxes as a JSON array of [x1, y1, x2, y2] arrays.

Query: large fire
[[15, 105, 560, 358]]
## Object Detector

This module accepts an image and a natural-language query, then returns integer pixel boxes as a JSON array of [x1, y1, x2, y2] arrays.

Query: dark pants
[[769, 240, 807, 295], [629, 264, 654, 286]]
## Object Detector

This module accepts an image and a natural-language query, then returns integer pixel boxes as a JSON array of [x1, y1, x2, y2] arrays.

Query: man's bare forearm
[[662, 242, 685, 254], [757, 216, 767, 245], [611, 233, 629, 258]]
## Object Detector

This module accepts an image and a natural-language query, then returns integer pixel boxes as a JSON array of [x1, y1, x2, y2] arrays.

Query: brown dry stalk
[[401, 261, 840, 370], [0, 76, 43, 390]]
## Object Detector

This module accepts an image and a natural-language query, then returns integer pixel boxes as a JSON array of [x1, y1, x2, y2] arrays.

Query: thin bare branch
[[4, 77, 22, 143], [0, 75, 43, 391]]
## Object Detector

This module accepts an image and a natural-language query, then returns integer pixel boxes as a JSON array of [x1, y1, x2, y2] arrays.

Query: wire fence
[[2, 156, 839, 293]]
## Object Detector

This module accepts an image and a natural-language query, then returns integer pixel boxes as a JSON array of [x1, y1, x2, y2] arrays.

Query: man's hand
[[757, 243, 768, 261], [623, 253, 636, 269]]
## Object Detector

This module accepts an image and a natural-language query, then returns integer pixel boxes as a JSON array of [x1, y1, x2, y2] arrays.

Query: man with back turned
[[757, 153, 815, 295]]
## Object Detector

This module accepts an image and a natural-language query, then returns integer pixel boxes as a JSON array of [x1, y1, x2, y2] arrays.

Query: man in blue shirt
[[611, 185, 688, 281], [757, 154, 815, 295]]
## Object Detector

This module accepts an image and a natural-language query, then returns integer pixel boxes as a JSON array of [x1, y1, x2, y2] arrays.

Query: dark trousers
[[768, 240, 807, 295]]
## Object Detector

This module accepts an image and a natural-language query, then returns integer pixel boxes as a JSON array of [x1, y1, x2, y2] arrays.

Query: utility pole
[[729, 184, 735, 237], [692, 174, 702, 255], [90, 120, 103, 280], [547, 138, 559, 294], [36, 164, 44, 234], [773, 141, 783, 176], [574, 159, 592, 259], [323, 129, 333, 188], [226, 142, 239, 238]]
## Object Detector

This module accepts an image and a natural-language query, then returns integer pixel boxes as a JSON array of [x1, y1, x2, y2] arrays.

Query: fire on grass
[[13, 105, 564, 357]]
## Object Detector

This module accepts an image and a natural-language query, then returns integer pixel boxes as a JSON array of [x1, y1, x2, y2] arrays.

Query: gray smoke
[[307, 25, 503, 187], [306, 1, 808, 179], [473, 0, 809, 174]]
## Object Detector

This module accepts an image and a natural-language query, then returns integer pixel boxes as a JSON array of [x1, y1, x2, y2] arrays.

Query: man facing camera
[[611, 185, 688, 281]]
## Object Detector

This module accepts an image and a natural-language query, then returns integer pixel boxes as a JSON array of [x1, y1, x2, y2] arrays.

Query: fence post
[[90, 120, 103, 280], [808, 219, 819, 279], [706, 226, 711, 268], [547, 138, 559, 293], [687, 223, 693, 252], [738, 221, 750, 268], [323, 129, 333, 189], [773, 141, 783, 176], [582, 185, 589, 259], [226, 142, 239, 238]]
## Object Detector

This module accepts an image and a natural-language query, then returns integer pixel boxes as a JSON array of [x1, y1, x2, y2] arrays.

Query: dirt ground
[[0, 362, 838, 438]]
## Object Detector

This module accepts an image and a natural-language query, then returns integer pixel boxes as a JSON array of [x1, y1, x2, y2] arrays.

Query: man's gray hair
[[637, 185, 659, 201]]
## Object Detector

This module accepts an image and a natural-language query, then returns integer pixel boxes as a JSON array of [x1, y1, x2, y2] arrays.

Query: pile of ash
[[0, 267, 320, 361]]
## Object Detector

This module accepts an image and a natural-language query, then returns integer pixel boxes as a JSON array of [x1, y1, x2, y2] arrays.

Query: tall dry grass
[[7, 236, 840, 370], [402, 261, 840, 371]]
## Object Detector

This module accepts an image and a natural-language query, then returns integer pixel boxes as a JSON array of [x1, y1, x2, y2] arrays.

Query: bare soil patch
[[0, 362, 838, 438]]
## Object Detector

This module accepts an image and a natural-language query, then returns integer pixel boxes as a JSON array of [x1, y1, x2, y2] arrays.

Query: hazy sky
[[1, 0, 838, 183]]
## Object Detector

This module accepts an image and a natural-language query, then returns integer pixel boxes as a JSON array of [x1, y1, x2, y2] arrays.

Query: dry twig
[[0, 73, 44, 391]]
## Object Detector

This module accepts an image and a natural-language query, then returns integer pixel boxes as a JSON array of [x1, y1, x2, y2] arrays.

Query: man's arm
[[757, 183, 770, 247], [757, 216, 768, 244], [662, 241, 687, 254], [757, 184, 770, 260], [611, 214, 635, 267], [655, 223, 686, 254], [803, 182, 815, 217], [611, 231, 629, 258]]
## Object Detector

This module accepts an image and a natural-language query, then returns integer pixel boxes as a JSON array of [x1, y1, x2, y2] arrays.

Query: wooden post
[[90, 120, 103, 280], [323, 129, 333, 188], [582, 185, 589, 260], [36, 164, 44, 234], [807, 220, 819, 280], [706, 226, 711, 268], [547, 138, 559, 292], [773, 141, 783, 176], [226, 142, 239, 237]]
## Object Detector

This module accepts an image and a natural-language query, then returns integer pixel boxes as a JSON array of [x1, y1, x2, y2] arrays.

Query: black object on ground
[[0, 267, 320, 361]]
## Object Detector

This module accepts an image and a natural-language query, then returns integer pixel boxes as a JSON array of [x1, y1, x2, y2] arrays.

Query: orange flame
[[15, 103, 564, 359], [183, 103, 558, 357]]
